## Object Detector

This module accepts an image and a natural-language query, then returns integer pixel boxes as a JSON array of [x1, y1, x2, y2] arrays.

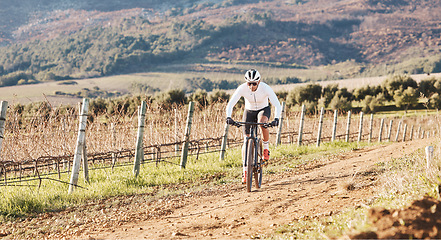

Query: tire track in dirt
[[89, 138, 433, 240]]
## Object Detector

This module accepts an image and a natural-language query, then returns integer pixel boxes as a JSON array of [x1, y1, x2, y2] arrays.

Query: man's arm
[[267, 86, 282, 119], [226, 85, 244, 118]]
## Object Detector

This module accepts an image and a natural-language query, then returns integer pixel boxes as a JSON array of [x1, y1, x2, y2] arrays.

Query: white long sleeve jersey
[[226, 82, 282, 119]]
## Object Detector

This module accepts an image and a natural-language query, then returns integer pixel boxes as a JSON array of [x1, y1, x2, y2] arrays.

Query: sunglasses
[[247, 82, 258, 86]]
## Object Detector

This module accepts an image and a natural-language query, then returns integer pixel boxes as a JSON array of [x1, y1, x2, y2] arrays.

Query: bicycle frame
[[235, 121, 269, 192], [245, 123, 260, 167]]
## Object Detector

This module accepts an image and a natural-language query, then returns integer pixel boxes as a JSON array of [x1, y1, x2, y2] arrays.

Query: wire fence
[[0, 136, 235, 187], [0, 100, 439, 188]]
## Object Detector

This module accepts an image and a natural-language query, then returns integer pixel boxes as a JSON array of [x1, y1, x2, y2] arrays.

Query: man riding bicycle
[[225, 69, 282, 184]]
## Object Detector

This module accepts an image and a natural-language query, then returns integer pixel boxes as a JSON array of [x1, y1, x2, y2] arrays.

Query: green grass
[[0, 140, 376, 220], [272, 209, 371, 239], [270, 139, 441, 239]]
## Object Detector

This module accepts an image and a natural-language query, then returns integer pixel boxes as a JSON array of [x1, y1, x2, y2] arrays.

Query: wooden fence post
[[394, 121, 402, 142], [316, 107, 324, 147], [111, 123, 117, 170], [378, 118, 385, 142], [220, 123, 229, 161], [77, 102, 90, 184], [133, 101, 147, 177], [68, 98, 89, 194], [298, 104, 305, 146], [82, 139, 89, 183], [358, 112, 364, 143], [0, 101, 8, 154], [410, 125, 414, 140], [368, 114, 373, 143], [345, 110, 351, 142], [426, 146, 434, 169], [180, 102, 195, 169], [387, 120, 393, 141], [332, 110, 337, 142], [417, 126, 421, 139], [276, 102, 286, 146], [403, 123, 407, 142]]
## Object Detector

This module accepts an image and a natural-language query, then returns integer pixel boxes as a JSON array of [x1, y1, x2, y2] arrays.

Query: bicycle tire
[[254, 139, 263, 189], [246, 138, 254, 192]]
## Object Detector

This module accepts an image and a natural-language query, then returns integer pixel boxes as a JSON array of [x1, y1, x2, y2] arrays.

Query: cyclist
[[225, 69, 282, 184]]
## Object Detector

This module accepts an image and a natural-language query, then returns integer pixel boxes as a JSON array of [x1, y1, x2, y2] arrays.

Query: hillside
[[0, 0, 206, 44], [1, 0, 441, 89]]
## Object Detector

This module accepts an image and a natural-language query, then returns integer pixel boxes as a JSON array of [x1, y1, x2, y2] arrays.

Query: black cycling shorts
[[242, 106, 271, 135]]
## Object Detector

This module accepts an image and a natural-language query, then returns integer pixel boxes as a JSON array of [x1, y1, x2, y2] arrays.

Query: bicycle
[[233, 121, 274, 192]]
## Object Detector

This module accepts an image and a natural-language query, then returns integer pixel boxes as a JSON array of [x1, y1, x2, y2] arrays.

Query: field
[[1, 96, 441, 238], [1, 61, 441, 106], [0, 133, 439, 239]]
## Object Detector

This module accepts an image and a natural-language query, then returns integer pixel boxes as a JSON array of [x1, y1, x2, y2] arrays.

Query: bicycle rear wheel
[[254, 139, 263, 189], [246, 138, 254, 192]]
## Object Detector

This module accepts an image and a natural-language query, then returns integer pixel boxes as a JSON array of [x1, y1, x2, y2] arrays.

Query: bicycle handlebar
[[231, 121, 274, 128]]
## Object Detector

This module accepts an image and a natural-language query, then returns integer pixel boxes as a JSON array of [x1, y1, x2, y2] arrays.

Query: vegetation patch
[[0, 141, 373, 219], [271, 141, 441, 239]]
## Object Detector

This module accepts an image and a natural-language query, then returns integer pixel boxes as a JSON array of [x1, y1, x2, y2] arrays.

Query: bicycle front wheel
[[246, 138, 254, 192]]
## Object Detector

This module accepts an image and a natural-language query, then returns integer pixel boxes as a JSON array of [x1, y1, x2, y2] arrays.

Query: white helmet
[[244, 69, 261, 82]]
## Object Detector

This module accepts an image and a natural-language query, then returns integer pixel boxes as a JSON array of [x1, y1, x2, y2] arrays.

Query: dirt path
[[83, 138, 432, 240]]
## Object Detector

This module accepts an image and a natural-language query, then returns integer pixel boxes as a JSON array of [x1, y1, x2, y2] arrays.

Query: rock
[[172, 231, 188, 237]]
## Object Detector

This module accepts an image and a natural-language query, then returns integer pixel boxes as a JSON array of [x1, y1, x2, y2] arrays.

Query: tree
[[90, 98, 108, 115], [329, 94, 351, 112], [189, 89, 208, 107], [276, 91, 288, 102], [394, 87, 418, 112], [335, 87, 353, 101], [382, 74, 417, 101], [361, 95, 380, 113], [434, 79, 441, 93], [154, 89, 187, 110], [418, 78, 437, 98], [208, 90, 230, 104], [129, 82, 160, 95], [321, 84, 339, 107], [303, 100, 318, 114], [353, 85, 376, 101], [286, 90, 297, 107], [288, 84, 322, 106], [186, 77, 215, 92], [429, 93, 441, 110], [216, 79, 240, 90]]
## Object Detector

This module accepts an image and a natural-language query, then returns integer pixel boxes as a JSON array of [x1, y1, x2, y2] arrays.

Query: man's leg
[[259, 115, 270, 162], [259, 115, 269, 141]]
